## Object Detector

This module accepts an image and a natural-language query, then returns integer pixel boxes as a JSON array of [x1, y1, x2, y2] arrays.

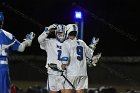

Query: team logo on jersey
[[56, 45, 62, 49]]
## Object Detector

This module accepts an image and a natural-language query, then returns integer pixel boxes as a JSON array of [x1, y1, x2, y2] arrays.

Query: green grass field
[[12, 80, 140, 92]]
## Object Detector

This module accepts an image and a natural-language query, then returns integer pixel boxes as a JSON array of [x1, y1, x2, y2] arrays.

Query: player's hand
[[44, 24, 58, 34], [89, 37, 99, 50], [92, 53, 101, 66], [24, 32, 35, 40], [44, 27, 49, 34], [87, 53, 101, 67], [61, 64, 67, 70], [91, 37, 99, 45], [24, 32, 35, 46], [87, 57, 93, 67], [48, 24, 58, 32], [48, 24, 57, 30]]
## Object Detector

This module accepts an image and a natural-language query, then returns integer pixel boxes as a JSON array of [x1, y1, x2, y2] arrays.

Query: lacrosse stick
[[48, 63, 75, 90]]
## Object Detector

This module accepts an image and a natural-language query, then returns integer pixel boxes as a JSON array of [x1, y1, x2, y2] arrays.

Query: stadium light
[[75, 11, 82, 19], [74, 11, 84, 40]]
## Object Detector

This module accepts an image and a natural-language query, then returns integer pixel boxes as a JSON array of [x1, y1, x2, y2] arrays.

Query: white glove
[[87, 57, 93, 67], [44, 24, 58, 34], [48, 24, 58, 31], [23, 32, 35, 46], [91, 37, 99, 44], [91, 53, 101, 66], [87, 53, 101, 67], [24, 32, 35, 40], [89, 37, 99, 50]]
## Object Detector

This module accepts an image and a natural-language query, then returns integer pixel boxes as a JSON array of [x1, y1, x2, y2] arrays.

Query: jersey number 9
[[76, 46, 83, 61]]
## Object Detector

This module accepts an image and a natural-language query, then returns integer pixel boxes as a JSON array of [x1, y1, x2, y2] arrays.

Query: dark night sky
[[0, 0, 139, 56]]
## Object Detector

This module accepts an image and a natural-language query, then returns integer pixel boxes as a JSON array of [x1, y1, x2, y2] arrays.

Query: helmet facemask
[[55, 25, 66, 42], [56, 32, 65, 42]]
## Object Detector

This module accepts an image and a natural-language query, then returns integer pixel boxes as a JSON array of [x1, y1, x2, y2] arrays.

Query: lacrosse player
[[63, 24, 100, 93], [0, 12, 35, 93], [38, 24, 69, 93]]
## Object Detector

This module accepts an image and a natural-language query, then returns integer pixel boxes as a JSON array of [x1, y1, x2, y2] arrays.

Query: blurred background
[[0, 0, 140, 93]]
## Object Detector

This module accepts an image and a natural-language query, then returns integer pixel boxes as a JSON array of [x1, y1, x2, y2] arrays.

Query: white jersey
[[64, 38, 93, 76], [38, 32, 69, 75]]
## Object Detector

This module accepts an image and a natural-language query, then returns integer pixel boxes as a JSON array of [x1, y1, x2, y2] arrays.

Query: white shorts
[[64, 76, 88, 90], [47, 74, 65, 91]]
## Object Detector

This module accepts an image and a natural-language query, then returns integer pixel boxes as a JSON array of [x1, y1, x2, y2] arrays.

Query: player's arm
[[18, 32, 35, 52], [38, 24, 57, 44], [85, 37, 101, 67], [83, 41, 97, 67], [5, 31, 34, 52], [38, 24, 57, 50], [84, 41, 94, 59], [38, 27, 49, 44], [61, 44, 70, 70]]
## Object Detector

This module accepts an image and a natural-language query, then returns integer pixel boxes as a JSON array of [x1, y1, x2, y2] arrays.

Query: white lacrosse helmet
[[55, 24, 66, 42], [66, 24, 78, 38]]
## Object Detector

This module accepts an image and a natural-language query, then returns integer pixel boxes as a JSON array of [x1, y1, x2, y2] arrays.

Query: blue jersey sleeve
[[10, 36, 21, 51]]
